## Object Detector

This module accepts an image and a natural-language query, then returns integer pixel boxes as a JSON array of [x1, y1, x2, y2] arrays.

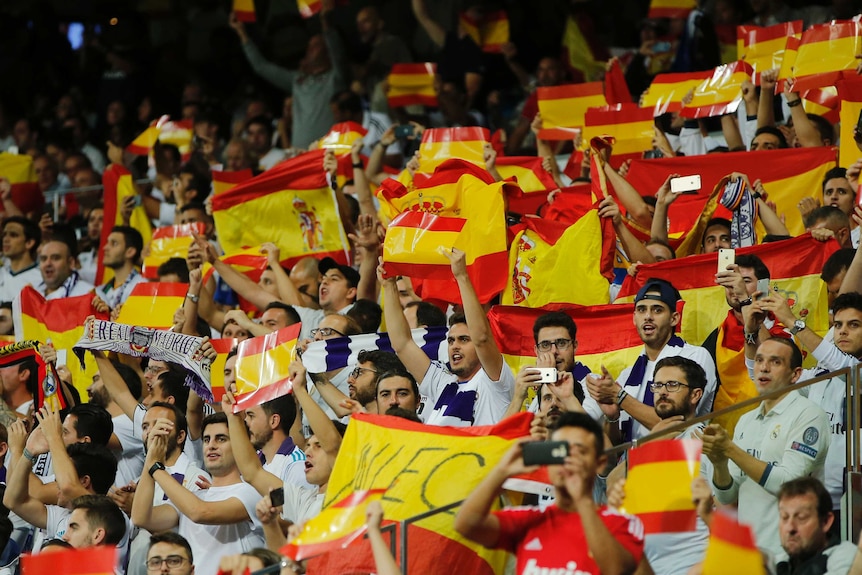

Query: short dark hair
[[821, 248, 855, 283], [3, 216, 41, 258], [346, 299, 382, 333], [404, 301, 447, 327], [148, 401, 189, 449], [69, 404, 114, 446], [263, 301, 301, 325], [832, 292, 862, 317], [804, 205, 851, 230], [653, 356, 706, 390], [246, 115, 273, 137], [261, 394, 297, 434], [448, 312, 467, 328], [752, 126, 788, 148], [822, 167, 848, 193], [67, 443, 118, 495], [149, 531, 194, 564], [532, 311, 577, 344], [157, 257, 191, 283], [384, 406, 423, 423], [331, 90, 363, 117], [45, 228, 79, 258], [157, 369, 191, 413], [179, 201, 212, 222], [735, 254, 769, 280], [375, 368, 419, 400], [550, 412, 604, 458], [178, 163, 212, 199], [761, 337, 803, 370], [111, 359, 142, 402], [110, 225, 144, 263], [807, 114, 834, 146], [777, 477, 832, 523], [41, 538, 73, 551], [645, 238, 676, 260], [70, 494, 127, 546], [242, 548, 282, 568], [202, 411, 228, 436], [357, 350, 404, 378]]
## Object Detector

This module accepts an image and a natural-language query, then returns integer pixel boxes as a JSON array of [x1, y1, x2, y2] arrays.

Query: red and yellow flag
[[127, 116, 194, 161], [583, 104, 654, 163], [560, 13, 609, 83], [382, 211, 466, 276], [0, 152, 42, 215], [625, 439, 702, 533], [234, 324, 301, 411], [233, 0, 256, 22], [803, 86, 840, 124], [142, 223, 205, 279], [115, 282, 188, 330], [496, 156, 559, 215], [211, 150, 350, 269], [297, 0, 321, 18], [209, 337, 240, 403], [837, 77, 862, 169], [100, 164, 153, 285], [680, 61, 753, 118], [641, 70, 713, 116], [0, 342, 66, 412], [459, 10, 509, 53], [417, 127, 489, 173], [319, 121, 368, 154], [503, 210, 614, 308], [737, 21, 801, 83], [702, 511, 766, 575], [648, 0, 696, 19], [306, 412, 532, 575], [605, 58, 633, 105], [388, 63, 437, 108], [777, 34, 800, 89], [537, 83, 607, 140], [791, 20, 862, 93], [13, 286, 108, 401], [379, 160, 509, 304], [22, 544, 117, 575], [212, 168, 254, 195]]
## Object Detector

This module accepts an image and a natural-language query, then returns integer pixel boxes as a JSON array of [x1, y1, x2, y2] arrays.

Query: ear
[[790, 366, 803, 385], [25, 238, 36, 252], [0, 441, 8, 460], [124, 245, 136, 260], [671, 311, 681, 327], [81, 436, 92, 444], [176, 428, 187, 447], [270, 413, 281, 431], [92, 526, 106, 545], [823, 511, 834, 534], [80, 474, 92, 490], [347, 286, 357, 300], [573, 340, 579, 353], [690, 387, 703, 406]]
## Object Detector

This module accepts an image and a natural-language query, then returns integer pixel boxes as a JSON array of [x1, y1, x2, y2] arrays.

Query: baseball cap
[[634, 278, 680, 312], [318, 257, 361, 288]]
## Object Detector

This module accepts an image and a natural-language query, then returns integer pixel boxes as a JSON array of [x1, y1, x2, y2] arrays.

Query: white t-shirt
[[419, 360, 515, 426], [98, 270, 148, 309], [280, 483, 324, 525], [153, 452, 210, 504], [258, 147, 287, 170], [35, 272, 95, 300], [0, 262, 41, 301], [261, 437, 313, 489], [113, 413, 146, 488], [44, 504, 131, 567]]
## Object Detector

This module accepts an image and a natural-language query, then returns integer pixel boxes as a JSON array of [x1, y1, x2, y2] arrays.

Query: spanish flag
[[803, 86, 839, 124], [617, 234, 837, 357], [641, 70, 713, 116], [127, 116, 194, 161], [388, 63, 437, 108], [503, 210, 614, 308], [680, 61, 753, 119], [211, 150, 350, 269], [777, 34, 800, 89], [583, 104, 654, 162], [234, 323, 301, 411], [201, 246, 270, 287], [648, 0, 696, 19], [0, 152, 42, 215], [115, 282, 188, 330], [382, 211, 466, 277], [14, 286, 107, 402], [22, 544, 117, 575], [417, 127, 489, 173], [604, 58, 633, 105], [625, 439, 702, 533], [297, 0, 321, 18], [496, 156, 559, 215], [142, 223, 205, 279], [212, 168, 254, 195], [209, 337, 239, 402], [0, 341, 66, 412], [285, 489, 386, 560], [100, 164, 153, 285], [792, 20, 862, 93], [537, 83, 607, 140], [459, 10, 509, 53], [319, 121, 368, 154], [306, 412, 532, 575], [126, 126, 160, 157], [379, 160, 509, 304], [716, 24, 737, 64], [233, 0, 256, 22], [560, 13, 609, 83], [838, 77, 862, 169], [702, 511, 765, 575], [737, 21, 801, 83]]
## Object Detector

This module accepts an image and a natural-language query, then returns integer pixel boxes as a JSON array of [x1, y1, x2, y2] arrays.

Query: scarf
[[719, 176, 758, 248]]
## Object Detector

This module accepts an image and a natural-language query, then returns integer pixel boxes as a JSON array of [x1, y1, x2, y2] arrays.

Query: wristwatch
[[148, 462, 166, 477], [738, 297, 752, 307], [186, 293, 199, 303], [789, 319, 806, 335]]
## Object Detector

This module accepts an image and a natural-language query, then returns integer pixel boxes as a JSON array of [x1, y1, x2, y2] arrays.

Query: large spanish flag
[[625, 439, 702, 533], [791, 20, 862, 93], [233, 0, 256, 22], [417, 127, 489, 173], [234, 323, 301, 411], [537, 83, 607, 140], [388, 63, 437, 108], [640, 70, 713, 116], [212, 168, 254, 195], [680, 61, 753, 119], [211, 150, 350, 268], [702, 511, 765, 575], [459, 10, 509, 53], [101, 164, 153, 285], [14, 286, 108, 401], [838, 77, 862, 169], [560, 13, 609, 83], [115, 282, 188, 330], [306, 412, 532, 575], [737, 21, 801, 83], [201, 246, 270, 288], [209, 337, 240, 402], [22, 544, 117, 575], [503, 210, 614, 308], [648, 0, 695, 19], [379, 160, 509, 304], [0, 152, 42, 215], [142, 223, 205, 279], [583, 104, 654, 163]]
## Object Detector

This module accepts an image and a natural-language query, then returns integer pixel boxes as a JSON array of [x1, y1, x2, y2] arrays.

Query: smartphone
[[670, 175, 701, 194], [522, 441, 569, 466], [756, 278, 770, 300], [270, 487, 285, 507], [133, 194, 142, 207], [718, 248, 735, 273], [394, 124, 415, 139], [534, 367, 558, 383]]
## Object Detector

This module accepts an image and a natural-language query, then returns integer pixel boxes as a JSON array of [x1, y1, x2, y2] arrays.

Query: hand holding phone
[[394, 124, 415, 139], [269, 487, 285, 508], [522, 441, 569, 466], [755, 278, 770, 300], [717, 248, 735, 273], [670, 175, 701, 194]]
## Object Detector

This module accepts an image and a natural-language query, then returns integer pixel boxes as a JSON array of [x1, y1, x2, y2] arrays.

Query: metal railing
[[43, 178, 153, 221]]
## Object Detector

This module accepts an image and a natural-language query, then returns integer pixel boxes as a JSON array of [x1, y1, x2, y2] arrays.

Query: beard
[[354, 385, 377, 407], [250, 427, 273, 451], [654, 397, 690, 420]]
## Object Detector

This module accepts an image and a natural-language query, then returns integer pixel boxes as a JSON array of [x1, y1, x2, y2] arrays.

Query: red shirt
[[494, 505, 644, 575]]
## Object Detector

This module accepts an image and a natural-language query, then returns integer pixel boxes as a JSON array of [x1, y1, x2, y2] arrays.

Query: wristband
[[22, 448, 37, 463], [148, 462, 166, 477], [616, 388, 628, 406], [744, 331, 758, 345], [186, 293, 199, 303], [787, 99, 802, 108], [738, 297, 752, 307], [605, 413, 620, 424], [352, 161, 363, 169]]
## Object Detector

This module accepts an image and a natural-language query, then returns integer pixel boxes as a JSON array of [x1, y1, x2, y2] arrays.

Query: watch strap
[[148, 462, 166, 477]]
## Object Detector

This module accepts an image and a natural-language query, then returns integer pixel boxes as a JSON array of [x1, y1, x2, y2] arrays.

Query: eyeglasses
[[536, 338, 573, 352], [310, 327, 345, 338], [649, 381, 691, 392], [146, 556, 189, 570], [350, 366, 378, 379]]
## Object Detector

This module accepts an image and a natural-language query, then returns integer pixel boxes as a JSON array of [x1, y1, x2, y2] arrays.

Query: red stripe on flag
[[234, 378, 293, 411], [629, 437, 701, 465], [388, 94, 438, 108], [125, 282, 189, 298], [351, 411, 533, 440], [637, 509, 698, 533], [710, 511, 758, 548], [237, 324, 301, 356], [388, 210, 467, 233], [738, 21, 801, 46]]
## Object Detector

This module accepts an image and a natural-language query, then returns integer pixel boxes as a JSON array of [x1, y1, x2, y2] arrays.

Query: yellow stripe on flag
[[234, 325, 300, 410], [702, 512, 765, 575], [387, 63, 438, 108], [792, 21, 861, 92], [583, 105, 654, 156], [682, 61, 753, 118], [626, 461, 700, 514], [641, 71, 712, 116], [233, 0, 256, 21], [537, 83, 607, 140], [838, 79, 862, 169], [648, 0, 696, 18], [417, 127, 488, 173], [382, 211, 466, 266], [115, 283, 188, 330]]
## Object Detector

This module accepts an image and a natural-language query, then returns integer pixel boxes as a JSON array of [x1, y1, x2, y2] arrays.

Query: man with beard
[[588, 279, 717, 442], [375, 369, 421, 415], [95, 226, 147, 311], [0, 216, 41, 302]]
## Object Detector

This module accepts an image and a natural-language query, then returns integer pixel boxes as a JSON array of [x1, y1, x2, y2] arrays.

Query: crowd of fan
[[3, 0, 862, 574]]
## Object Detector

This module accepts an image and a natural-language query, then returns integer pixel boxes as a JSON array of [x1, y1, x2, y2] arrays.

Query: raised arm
[[222, 391, 282, 496], [347, 214, 382, 302], [132, 425, 180, 532], [230, 13, 297, 93], [841, 202, 862, 295], [378, 259, 432, 381], [752, 182, 790, 236], [2, 420, 48, 529], [91, 347, 139, 421], [649, 174, 679, 246], [603, 161, 653, 228], [756, 71, 777, 129], [290, 360, 342, 455], [181, 268, 203, 336], [410, 0, 446, 48], [38, 408, 89, 502], [784, 82, 822, 147], [599, 195, 654, 266]]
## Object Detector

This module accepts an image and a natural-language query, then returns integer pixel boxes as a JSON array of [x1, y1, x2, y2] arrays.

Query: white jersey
[[153, 451, 210, 504], [419, 360, 515, 426], [714, 391, 830, 561], [0, 262, 40, 301], [280, 483, 325, 525], [261, 437, 313, 489], [113, 413, 146, 488], [98, 270, 148, 309], [35, 271, 95, 300]]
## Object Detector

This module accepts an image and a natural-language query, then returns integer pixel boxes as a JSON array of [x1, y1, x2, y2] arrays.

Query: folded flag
[[537, 83, 607, 140], [212, 169, 254, 195], [583, 104, 654, 162], [234, 324, 301, 411], [301, 326, 448, 373], [142, 223, 205, 279], [777, 34, 800, 89], [560, 13, 609, 83], [306, 412, 532, 575], [641, 70, 713, 116], [201, 246, 270, 287], [233, 0, 256, 22], [496, 156, 559, 215], [837, 76, 862, 169], [115, 282, 188, 330], [791, 20, 862, 93], [418, 127, 489, 173], [319, 121, 368, 154], [737, 21, 801, 83], [459, 10, 509, 53], [209, 337, 240, 402], [21, 544, 117, 575], [605, 58, 633, 104], [681, 61, 754, 118], [383, 210, 467, 275], [702, 511, 765, 575], [648, 0, 696, 19], [0, 341, 66, 412], [388, 63, 438, 108], [625, 439, 702, 533], [127, 115, 194, 161], [0, 152, 42, 215], [101, 164, 153, 285]]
